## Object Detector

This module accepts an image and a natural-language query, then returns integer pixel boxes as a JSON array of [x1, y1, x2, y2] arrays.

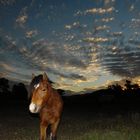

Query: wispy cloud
[[83, 37, 110, 43], [94, 25, 110, 33], [25, 30, 38, 38], [101, 44, 140, 78], [128, 39, 140, 46], [0, 0, 15, 5], [15, 7, 28, 28], [129, 18, 140, 29], [85, 7, 115, 15], [65, 22, 87, 30], [109, 32, 123, 37], [98, 17, 114, 23], [0, 72, 7, 78], [29, 39, 87, 69], [0, 62, 16, 73], [0, 35, 16, 53]]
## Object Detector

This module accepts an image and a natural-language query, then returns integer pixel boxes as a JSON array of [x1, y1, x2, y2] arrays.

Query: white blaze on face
[[29, 83, 41, 113], [34, 83, 40, 89]]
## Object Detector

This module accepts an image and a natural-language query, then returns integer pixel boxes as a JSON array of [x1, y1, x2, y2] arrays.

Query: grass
[[0, 99, 140, 140], [58, 111, 140, 140]]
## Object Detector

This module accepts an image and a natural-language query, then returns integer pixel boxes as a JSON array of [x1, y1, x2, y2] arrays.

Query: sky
[[0, 0, 140, 94]]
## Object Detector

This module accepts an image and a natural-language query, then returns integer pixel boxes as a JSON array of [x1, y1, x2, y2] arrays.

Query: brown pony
[[29, 73, 63, 140]]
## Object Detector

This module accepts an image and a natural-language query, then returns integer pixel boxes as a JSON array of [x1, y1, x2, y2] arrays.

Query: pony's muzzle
[[29, 102, 41, 113]]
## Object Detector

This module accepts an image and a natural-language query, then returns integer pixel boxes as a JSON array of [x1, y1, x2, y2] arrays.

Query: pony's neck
[[46, 82, 54, 104]]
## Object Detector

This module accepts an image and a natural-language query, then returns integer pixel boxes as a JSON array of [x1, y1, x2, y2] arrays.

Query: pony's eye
[[42, 89, 46, 91]]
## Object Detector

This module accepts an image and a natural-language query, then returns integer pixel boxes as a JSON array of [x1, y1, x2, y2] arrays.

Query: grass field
[[0, 98, 140, 140]]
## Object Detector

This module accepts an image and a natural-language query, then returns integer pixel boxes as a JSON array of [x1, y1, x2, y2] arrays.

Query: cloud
[[16, 15, 27, 25], [130, 18, 140, 29], [43, 67, 87, 81], [25, 30, 38, 38], [0, 72, 7, 78], [85, 7, 115, 15], [98, 17, 114, 23], [132, 76, 140, 86], [74, 10, 83, 17], [0, 35, 17, 53], [0, 0, 15, 5], [69, 73, 86, 81], [64, 22, 87, 31], [28, 39, 88, 69], [0, 62, 16, 72], [101, 44, 140, 78], [94, 25, 110, 33], [128, 39, 140, 46], [15, 7, 28, 28], [15, 38, 90, 85], [129, 4, 135, 11], [16, 15, 28, 28], [104, 0, 115, 6], [65, 25, 72, 30], [109, 32, 123, 37], [83, 37, 110, 43]]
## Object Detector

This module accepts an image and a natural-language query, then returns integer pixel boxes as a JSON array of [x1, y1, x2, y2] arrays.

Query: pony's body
[[29, 73, 63, 140]]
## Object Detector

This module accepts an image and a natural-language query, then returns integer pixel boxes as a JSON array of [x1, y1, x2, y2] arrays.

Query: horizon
[[0, 76, 139, 96]]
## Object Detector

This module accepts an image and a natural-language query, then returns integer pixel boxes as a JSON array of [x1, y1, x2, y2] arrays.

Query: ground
[[0, 96, 140, 140]]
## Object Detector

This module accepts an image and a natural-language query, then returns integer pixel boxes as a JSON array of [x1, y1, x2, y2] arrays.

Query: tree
[[12, 83, 28, 100], [132, 83, 139, 90], [108, 84, 123, 95], [125, 80, 132, 91], [0, 78, 10, 94], [108, 84, 123, 97], [125, 80, 140, 93]]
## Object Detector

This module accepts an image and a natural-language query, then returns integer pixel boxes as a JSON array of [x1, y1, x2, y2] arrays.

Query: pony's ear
[[43, 72, 48, 81], [32, 73, 35, 79]]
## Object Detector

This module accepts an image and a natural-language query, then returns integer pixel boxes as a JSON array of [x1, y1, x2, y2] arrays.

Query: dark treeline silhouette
[[63, 80, 140, 107], [0, 78, 10, 94], [108, 80, 140, 97], [12, 83, 28, 100], [0, 77, 140, 104], [0, 78, 28, 100], [0, 77, 140, 116]]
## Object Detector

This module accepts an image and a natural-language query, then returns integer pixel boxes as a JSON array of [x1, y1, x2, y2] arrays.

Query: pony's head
[[29, 72, 51, 113]]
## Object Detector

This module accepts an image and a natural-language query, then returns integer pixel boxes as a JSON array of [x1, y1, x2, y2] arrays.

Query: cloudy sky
[[0, 0, 140, 93]]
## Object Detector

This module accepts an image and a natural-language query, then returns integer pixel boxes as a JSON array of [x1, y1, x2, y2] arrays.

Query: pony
[[29, 73, 63, 140]]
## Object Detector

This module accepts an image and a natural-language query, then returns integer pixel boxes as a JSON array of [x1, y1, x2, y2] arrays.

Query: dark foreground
[[1, 95, 140, 140]]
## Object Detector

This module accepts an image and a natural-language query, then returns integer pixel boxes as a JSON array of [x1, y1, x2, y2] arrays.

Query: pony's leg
[[50, 119, 60, 140], [50, 132, 56, 140], [40, 122, 48, 140]]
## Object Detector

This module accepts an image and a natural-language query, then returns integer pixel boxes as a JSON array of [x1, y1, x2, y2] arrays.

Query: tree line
[[0, 77, 140, 101], [0, 78, 28, 100], [108, 80, 140, 96]]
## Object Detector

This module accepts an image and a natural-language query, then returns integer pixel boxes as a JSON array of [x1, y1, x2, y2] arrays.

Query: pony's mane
[[29, 75, 43, 94], [31, 75, 43, 86]]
